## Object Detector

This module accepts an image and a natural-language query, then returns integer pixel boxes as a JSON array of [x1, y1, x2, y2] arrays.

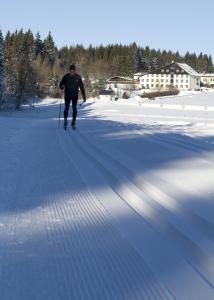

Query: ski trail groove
[[71, 129, 214, 288], [57, 129, 173, 300], [57, 127, 213, 299]]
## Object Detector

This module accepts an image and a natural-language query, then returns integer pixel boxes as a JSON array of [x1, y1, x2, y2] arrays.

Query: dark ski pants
[[64, 96, 78, 124]]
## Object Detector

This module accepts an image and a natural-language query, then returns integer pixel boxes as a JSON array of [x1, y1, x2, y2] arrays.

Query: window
[[176, 69, 179, 73], [156, 84, 159, 87], [166, 69, 169, 73], [161, 69, 164, 73], [151, 84, 154, 87], [156, 79, 159, 82], [176, 79, 178, 83], [161, 79, 164, 82], [185, 85, 188, 88], [151, 79, 154, 82], [181, 80, 183, 83], [147, 79, 149, 82], [186, 80, 189, 83], [180, 85, 183, 88]]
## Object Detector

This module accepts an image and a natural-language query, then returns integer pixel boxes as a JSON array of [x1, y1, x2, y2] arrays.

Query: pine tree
[[0, 29, 5, 107], [208, 55, 213, 73], [134, 48, 143, 73], [4, 31, 14, 96], [43, 31, 57, 67], [5, 29, 36, 108], [35, 32, 44, 58], [48, 58, 61, 97], [150, 49, 160, 71]]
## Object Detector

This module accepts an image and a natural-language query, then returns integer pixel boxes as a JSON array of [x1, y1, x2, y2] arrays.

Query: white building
[[139, 62, 201, 91], [133, 72, 146, 80], [199, 73, 214, 87]]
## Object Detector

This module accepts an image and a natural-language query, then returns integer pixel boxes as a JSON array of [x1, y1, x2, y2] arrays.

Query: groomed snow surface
[[0, 93, 214, 300]]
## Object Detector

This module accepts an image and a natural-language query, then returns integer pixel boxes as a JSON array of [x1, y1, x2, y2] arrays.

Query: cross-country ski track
[[0, 95, 214, 300]]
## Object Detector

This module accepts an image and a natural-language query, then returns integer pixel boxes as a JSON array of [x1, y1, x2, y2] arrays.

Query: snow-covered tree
[[43, 31, 57, 67], [0, 29, 5, 106], [48, 58, 61, 97]]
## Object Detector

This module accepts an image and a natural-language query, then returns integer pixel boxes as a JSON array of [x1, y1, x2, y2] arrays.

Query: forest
[[0, 29, 213, 108]]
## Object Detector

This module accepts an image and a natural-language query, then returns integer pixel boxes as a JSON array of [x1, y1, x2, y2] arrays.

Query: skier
[[59, 64, 86, 130]]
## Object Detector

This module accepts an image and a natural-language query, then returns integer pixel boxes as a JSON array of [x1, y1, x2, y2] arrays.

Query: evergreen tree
[[5, 29, 36, 108], [43, 31, 57, 67], [208, 55, 213, 73], [134, 48, 143, 73], [35, 32, 44, 58], [48, 58, 61, 97], [0, 29, 5, 106]]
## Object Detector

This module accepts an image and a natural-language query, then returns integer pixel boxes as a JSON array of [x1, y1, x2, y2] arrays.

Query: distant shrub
[[122, 92, 130, 99], [141, 90, 179, 99]]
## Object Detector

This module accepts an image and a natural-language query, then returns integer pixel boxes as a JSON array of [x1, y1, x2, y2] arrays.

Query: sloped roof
[[177, 63, 199, 76], [138, 62, 200, 77], [198, 73, 214, 77], [106, 76, 134, 82]]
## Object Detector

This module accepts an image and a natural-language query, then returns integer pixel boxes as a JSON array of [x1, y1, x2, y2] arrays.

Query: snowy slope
[[0, 94, 214, 300]]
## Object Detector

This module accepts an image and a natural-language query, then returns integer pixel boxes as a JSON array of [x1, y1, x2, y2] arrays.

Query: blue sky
[[1, 0, 214, 58]]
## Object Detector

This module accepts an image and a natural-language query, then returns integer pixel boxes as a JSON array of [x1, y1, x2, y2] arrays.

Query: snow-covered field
[[0, 93, 214, 299]]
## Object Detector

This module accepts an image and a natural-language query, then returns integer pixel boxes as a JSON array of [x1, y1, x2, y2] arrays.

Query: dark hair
[[69, 64, 76, 71]]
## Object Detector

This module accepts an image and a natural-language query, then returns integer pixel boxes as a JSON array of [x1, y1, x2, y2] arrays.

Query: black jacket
[[59, 73, 86, 100]]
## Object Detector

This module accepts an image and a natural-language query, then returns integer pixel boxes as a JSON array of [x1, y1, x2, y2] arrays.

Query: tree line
[[0, 29, 213, 108]]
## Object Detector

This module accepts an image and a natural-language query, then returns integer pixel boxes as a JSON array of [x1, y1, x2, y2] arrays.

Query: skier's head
[[69, 64, 76, 74]]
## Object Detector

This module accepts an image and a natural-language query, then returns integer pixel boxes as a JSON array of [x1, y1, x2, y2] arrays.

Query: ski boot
[[64, 118, 68, 130]]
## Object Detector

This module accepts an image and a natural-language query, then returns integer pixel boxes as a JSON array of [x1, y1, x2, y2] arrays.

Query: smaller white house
[[99, 90, 113, 101], [106, 76, 139, 90], [199, 73, 214, 87]]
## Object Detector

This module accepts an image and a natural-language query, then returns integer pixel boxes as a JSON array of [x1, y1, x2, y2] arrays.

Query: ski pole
[[79, 99, 85, 106], [58, 94, 63, 128]]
